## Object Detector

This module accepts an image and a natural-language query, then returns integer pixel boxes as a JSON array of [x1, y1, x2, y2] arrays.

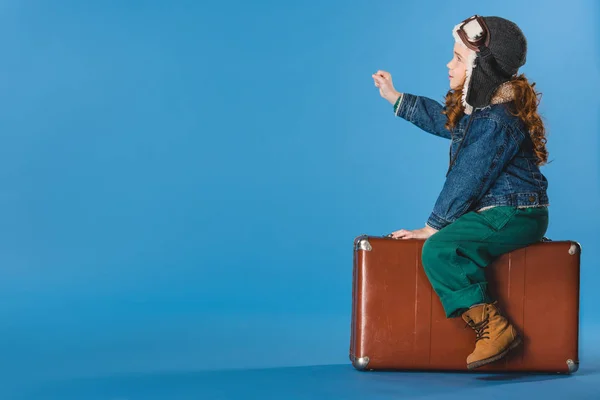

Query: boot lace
[[465, 317, 490, 342]]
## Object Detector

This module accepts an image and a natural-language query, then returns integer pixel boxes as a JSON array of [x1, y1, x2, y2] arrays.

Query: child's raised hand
[[372, 70, 401, 105]]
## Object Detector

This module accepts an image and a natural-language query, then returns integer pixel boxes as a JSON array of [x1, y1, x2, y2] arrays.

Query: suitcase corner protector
[[567, 359, 579, 374], [355, 236, 372, 252], [568, 241, 581, 255], [350, 355, 370, 370]]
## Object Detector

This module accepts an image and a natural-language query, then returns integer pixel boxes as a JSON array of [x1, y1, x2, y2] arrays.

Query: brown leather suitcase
[[349, 235, 581, 374]]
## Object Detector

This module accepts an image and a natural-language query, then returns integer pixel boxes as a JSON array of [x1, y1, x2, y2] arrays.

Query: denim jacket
[[394, 92, 549, 231]]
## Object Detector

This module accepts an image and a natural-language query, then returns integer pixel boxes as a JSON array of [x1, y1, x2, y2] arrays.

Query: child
[[371, 15, 550, 370]]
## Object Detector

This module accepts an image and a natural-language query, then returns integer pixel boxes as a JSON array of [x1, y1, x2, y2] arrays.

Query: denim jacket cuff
[[426, 212, 450, 231], [394, 93, 416, 119], [426, 222, 440, 232]]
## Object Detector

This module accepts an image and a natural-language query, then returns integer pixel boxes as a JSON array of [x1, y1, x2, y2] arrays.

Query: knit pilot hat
[[452, 16, 527, 114]]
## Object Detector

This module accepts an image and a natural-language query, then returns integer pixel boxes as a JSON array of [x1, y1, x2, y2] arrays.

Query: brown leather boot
[[461, 302, 522, 370]]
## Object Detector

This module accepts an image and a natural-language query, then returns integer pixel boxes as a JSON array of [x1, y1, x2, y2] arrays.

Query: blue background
[[1, 0, 598, 398]]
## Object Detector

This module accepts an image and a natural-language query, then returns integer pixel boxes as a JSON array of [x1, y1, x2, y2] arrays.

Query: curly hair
[[441, 73, 549, 166]]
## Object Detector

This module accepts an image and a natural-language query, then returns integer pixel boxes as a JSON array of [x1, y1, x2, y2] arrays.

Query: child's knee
[[421, 236, 446, 270]]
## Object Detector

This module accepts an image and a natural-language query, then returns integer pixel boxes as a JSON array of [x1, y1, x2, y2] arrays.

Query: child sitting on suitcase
[[371, 15, 549, 370]]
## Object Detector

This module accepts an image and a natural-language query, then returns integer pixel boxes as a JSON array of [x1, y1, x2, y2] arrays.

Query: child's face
[[447, 42, 471, 90]]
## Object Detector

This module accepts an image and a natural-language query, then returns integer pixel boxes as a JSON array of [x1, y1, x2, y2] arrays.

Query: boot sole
[[466, 335, 523, 371]]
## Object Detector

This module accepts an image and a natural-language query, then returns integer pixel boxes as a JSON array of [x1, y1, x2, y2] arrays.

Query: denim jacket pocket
[[476, 206, 518, 232], [451, 127, 464, 143]]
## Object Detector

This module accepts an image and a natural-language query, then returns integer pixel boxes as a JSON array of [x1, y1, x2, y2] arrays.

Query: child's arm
[[394, 93, 452, 140], [425, 117, 523, 231], [372, 70, 451, 139]]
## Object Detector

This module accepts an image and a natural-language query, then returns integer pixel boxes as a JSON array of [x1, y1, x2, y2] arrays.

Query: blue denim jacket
[[394, 93, 549, 231]]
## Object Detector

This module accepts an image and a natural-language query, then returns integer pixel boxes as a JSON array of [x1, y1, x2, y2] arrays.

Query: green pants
[[421, 206, 549, 318]]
